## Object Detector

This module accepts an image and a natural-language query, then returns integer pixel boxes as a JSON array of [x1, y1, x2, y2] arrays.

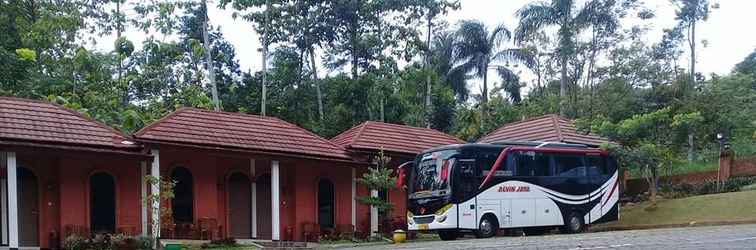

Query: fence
[[623, 153, 756, 196]]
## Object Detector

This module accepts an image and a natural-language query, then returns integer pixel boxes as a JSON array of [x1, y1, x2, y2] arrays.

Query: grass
[[613, 190, 756, 226]]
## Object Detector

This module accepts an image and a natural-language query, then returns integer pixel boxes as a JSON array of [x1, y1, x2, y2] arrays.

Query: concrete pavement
[[350, 224, 756, 249]]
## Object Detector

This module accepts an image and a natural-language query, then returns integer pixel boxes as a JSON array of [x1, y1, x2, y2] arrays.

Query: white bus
[[403, 141, 620, 240]]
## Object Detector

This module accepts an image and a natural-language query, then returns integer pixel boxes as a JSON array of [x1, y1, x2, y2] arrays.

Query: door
[[317, 179, 335, 230], [228, 173, 252, 238], [90, 173, 116, 234], [255, 174, 272, 239], [19, 167, 38, 246]]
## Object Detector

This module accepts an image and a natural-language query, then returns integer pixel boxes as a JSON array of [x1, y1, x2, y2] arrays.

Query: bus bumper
[[407, 205, 458, 232]]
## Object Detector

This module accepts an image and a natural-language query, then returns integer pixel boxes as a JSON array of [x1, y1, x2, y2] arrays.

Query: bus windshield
[[409, 150, 456, 199]]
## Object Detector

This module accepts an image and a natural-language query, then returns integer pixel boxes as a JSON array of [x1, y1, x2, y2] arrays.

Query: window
[[514, 151, 551, 176], [474, 148, 501, 177], [554, 154, 586, 177], [586, 155, 608, 176]]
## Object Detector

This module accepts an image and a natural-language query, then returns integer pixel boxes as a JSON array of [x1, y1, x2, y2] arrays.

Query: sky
[[95, 0, 756, 95]]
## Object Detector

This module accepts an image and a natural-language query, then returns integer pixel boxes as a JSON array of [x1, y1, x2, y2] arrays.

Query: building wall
[[8, 151, 143, 248], [157, 145, 367, 242]]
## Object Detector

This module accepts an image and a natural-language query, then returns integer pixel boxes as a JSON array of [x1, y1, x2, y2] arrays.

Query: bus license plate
[[418, 224, 429, 230]]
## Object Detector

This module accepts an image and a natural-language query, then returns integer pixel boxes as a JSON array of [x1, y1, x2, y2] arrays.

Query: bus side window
[[607, 156, 618, 174], [554, 154, 587, 177], [514, 151, 551, 177], [586, 155, 608, 177]]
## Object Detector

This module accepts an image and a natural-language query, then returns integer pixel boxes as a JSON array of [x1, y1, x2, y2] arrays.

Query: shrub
[[658, 176, 756, 198], [62, 234, 153, 250], [201, 237, 237, 249]]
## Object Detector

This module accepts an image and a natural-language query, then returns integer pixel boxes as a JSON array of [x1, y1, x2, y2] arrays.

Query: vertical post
[[271, 160, 280, 241], [351, 167, 356, 228], [370, 189, 378, 237], [6, 152, 19, 250], [250, 159, 257, 239], [141, 161, 148, 236], [150, 149, 161, 241]]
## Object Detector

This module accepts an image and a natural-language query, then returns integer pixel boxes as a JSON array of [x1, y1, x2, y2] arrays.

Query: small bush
[[201, 237, 237, 249], [657, 176, 756, 199], [63, 234, 152, 250]]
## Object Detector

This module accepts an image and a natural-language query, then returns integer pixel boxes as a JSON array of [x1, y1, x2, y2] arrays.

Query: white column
[[6, 152, 19, 249], [370, 189, 378, 237], [271, 160, 280, 241], [351, 167, 356, 227], [150, 149, 161, 239], [141, 161, 148, 236], [250, 159, 257, 239]]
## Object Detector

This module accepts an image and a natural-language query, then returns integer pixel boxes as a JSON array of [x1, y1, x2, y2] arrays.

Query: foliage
[[200, 238, 238, 249], [356, 149, 396, 213], [63, 234, 153, 250]]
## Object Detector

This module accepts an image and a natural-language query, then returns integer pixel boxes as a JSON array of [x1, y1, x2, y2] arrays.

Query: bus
[[403, 141, 620, 240]]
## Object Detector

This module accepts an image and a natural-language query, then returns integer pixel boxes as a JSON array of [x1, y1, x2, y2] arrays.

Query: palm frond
[[495, 66, 522, 103], [493, 48, 536, 70], [489, 23, 512, 50], [514, 3, 560, 44]]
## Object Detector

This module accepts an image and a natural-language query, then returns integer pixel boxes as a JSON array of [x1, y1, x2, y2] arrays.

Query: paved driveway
[[353, 224, 756, 249]]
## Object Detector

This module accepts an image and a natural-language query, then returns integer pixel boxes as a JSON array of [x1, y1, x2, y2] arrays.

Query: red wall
[[157, 146, 368, 242], [14, 151, 143, 248]]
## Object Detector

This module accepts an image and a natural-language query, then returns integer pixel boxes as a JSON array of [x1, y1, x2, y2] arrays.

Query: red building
[[330, 121, 464, 233], [1, 97, 465, 248], [1, 97, 151, 249]]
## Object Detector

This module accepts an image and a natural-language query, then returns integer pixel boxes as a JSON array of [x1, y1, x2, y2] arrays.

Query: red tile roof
[[330, 121, 465, 155], [0, 96, 139, 151], [134, 108, 352, 160], [477, 114, 611, 146]]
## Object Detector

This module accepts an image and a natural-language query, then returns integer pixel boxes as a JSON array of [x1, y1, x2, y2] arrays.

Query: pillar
[[351, 167, 356, 228], [6, 152, 19, 250], [250, 159, 257, 239], [370, 189, 378, 237], [271, 160, 280, 241], [150, 149, 161, 240], [141, 161, 148, 236]]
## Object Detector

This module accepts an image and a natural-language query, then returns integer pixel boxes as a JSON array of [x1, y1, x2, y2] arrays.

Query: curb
[[589, 219, 756, 232]]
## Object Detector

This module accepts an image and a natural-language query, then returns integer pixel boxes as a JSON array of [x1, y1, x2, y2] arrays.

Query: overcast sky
[[95, 0, 756, 95]]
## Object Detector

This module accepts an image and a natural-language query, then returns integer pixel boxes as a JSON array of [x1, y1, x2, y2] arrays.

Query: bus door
[[455, 159, 479, 229], [586, 154, 612, 221]]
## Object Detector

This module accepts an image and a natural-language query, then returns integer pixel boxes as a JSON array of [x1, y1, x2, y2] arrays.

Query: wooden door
[[228, 173, 251, 238], [19, 168, 38, 246], [255, 174, 271, 239]]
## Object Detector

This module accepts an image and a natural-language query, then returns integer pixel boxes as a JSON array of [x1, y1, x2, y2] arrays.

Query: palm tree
[[515, 0, 618, 115], [430, 31, 469, 102], [454, 20, 534, 103]]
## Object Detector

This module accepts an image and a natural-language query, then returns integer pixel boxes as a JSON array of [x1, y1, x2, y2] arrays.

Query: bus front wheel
[[438, 230, 458, 241], [475, 215, 498, 238]]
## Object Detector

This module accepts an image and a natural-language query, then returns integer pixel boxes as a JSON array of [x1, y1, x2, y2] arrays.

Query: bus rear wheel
[[560, 212, 585, 234], [438, 230, 458, 241], [475, 215, 498, 238]]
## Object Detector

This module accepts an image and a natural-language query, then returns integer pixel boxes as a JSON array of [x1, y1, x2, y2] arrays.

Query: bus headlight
[[435, 204, 453, 216], [436, 214, 447, 223]]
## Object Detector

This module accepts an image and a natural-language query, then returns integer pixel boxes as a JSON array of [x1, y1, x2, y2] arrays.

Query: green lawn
[[613, 190, 756, 226]]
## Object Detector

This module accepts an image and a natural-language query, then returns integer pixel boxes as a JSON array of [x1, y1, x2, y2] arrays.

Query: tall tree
[[202, 0, 220, 111], [515, 0, 618, 115], [672, 0, 713, 85], [454, 20, 534, 103]]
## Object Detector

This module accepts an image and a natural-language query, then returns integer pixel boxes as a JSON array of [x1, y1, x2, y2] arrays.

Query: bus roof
[[420, 141, 607, 156]]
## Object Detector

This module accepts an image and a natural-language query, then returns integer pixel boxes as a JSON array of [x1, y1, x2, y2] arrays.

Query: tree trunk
[[261, 0, 270, 116], [482, 67, 488, 103], [688, 133, 695, 162], [203, 0, 219, 111], [309, 47, 324, 122], [559, 55, 568, 116], [690, 21, 696, 85], [424, 14, 433, 128]]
